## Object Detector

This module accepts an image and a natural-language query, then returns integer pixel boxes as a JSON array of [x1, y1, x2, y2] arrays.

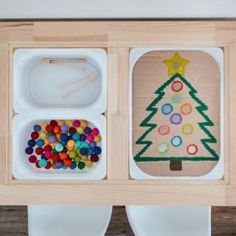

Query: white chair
[[28, 205, 112, 236], [126, 205, 211, 236]]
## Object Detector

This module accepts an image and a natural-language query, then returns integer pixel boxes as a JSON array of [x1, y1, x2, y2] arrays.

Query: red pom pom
[[51, 154, 59, 162], [35, 147, 43, 155], [50, 120, 58, 127], [45, 162, 52, 169], [64, 158, 72, 167], [28, 155, 37, 163], [46, 125, 54, 133], [90, 154, 99, 162], [53, 125, 61, 134], [35, 160, 41, 168], [31, 131, 39, 140], [69, 127, 76, 135], [44, 145, 52, 152]]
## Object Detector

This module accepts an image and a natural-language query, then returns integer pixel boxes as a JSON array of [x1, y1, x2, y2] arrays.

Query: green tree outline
[[134, 73, 219, 162]]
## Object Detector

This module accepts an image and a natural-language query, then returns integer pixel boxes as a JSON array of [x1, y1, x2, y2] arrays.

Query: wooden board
[[132, 50, 221, 176], [0, 21, 235, 205]]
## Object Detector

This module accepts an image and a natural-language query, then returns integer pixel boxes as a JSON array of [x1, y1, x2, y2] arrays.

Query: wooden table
[[0, 21, 235, 205]]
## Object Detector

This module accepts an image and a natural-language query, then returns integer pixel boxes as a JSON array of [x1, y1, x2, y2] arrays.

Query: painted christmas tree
[[134, 52, 219, 171]]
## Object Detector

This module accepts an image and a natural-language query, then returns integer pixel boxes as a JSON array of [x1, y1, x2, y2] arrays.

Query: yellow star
[[163, 52, 189, 76]]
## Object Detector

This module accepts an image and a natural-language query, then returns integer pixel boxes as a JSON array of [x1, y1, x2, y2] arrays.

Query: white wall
[[0, 0, 235, 19]]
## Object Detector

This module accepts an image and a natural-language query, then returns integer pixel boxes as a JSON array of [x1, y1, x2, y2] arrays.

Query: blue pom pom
[[25, 147, 33, 155], [80, 134, 86, 141], [88, 148, 93, 155], [80, 147, 88, 155], [72, 133, 80, 141], [93, 146, 102, 155], [70, 162, 77, 169], [33, 124, 41, 132], [60, 133, 68, 142], [28, 139, 36, 147], [36, 139, 44, 147], [84, 127, 92, 135]]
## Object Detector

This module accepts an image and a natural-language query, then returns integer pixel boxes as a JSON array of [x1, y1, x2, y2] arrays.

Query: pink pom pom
[[44, 151, 52, 159], [92, 128, 99, 136], [87, 135, 94, 142], [72, 120, 80, 127]]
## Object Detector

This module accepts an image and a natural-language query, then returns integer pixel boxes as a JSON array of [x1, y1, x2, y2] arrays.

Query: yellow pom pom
[[67, 146, 74, 151], [57, 120, 64, 126], [85, 160, 93, 168], [81, 155, 88, 161], [65, 120, 72, 127], [39, 131, 47, 139], [77, 127, 84, 134], [41, 122, 48, 131], [80, 120, 88, 128], [94, 135, 101, 143]]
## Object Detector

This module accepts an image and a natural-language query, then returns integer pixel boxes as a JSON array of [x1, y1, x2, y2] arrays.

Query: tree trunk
[[169, 160, 182, 171]]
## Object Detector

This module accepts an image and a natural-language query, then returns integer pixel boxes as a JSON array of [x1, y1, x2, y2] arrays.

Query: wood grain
[[0, 22, 33, 42], [0, 43, 9, 184], [0, 206, 27, 236], [227, 43, 236, 186], [223, 45, 230, 184], [34, 22, 108, 42], [216, 22, 236, 43], [226, 187, 236, 206], [107, 48, 129, 180], [106, 206, 134, 236], [212, 207, 236, 236], [0, 183, 225, 205], [109, 21, 216, 46]]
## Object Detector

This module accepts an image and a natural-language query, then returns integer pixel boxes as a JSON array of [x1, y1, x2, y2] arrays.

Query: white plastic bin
[[129, 47, 224, 180], [13, 113, 106, 180], [14, 48, 107, 113]]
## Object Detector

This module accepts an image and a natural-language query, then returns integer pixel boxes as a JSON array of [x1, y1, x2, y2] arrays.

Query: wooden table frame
[[0, 21, 236, 205]]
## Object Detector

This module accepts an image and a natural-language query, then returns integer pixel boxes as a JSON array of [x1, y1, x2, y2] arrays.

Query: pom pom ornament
[[24, 119, 102, 172]]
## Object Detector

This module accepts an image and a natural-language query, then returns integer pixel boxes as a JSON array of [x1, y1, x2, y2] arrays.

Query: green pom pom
[[78, 161, 85, 169]]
